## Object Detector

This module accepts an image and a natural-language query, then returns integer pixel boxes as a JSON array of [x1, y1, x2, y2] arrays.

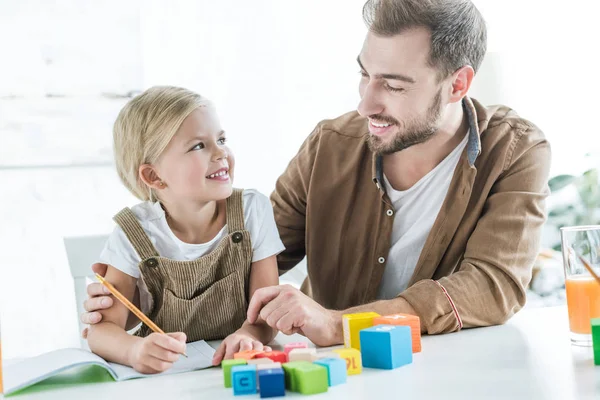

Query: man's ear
[[139, 164, 166, 190], [448, 65, 475, 103]]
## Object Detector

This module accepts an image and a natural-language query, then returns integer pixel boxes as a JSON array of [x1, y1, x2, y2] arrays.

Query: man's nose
[[357, 83, 384, 117]]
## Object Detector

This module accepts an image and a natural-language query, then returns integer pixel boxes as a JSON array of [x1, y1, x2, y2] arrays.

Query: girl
[[87, 86, 283, 374]]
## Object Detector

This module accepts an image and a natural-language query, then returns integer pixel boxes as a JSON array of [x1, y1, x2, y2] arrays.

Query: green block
[[594, 350, 600, 366], [222, 359, 247, 388], [295, 364, 329, 395], [282, 361, 313, 391]]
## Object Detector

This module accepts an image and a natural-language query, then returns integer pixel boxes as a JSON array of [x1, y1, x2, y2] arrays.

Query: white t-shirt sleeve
[[98, 225, 143, 278], [243, 190, 285, 263]]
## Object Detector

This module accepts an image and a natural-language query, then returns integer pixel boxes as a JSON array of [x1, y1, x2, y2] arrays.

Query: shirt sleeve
[[98, 225, 142, 278], [245, 190, 286, 263]]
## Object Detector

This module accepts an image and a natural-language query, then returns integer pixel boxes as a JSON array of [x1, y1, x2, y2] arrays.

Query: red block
[[256, 350, 288, 363]]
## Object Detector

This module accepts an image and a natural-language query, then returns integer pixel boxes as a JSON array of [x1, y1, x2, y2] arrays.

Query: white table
[[2, 306, 599, 399]]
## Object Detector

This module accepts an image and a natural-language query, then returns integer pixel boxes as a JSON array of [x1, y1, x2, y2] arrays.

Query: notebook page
[[3, 348, 115, 395], [108, 340, 216, 381]]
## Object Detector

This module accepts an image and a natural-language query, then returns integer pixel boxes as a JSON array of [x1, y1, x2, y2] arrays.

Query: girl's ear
[[139, 164, 167, 190]]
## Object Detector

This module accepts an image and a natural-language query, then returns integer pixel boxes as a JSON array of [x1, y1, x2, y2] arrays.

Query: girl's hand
[[129, 332, 187, 374], [212, 331, 272, 366]]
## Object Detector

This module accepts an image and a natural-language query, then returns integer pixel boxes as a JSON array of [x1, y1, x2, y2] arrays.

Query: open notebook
[[2, 340, 215, 396]]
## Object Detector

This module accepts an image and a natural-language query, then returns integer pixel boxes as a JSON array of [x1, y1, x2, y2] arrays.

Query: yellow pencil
[[95, 273, 188, 358]]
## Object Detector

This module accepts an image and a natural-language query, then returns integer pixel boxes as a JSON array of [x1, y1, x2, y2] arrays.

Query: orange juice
[[565, 276, 600, 334]]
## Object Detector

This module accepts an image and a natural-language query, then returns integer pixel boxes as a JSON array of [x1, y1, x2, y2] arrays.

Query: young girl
[[87, 86, 283, 374]]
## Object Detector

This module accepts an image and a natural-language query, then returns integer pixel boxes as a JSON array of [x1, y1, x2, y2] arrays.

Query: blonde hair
[[113, 86, 209, 201]]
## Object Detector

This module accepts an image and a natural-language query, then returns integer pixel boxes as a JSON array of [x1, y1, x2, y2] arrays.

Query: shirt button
[[386, 209, 394, 216], [378, 257, 385, 264]]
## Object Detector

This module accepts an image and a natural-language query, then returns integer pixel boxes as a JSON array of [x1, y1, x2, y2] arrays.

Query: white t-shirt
[[377, 133, 468, 300], [99, 189, 285, 312]]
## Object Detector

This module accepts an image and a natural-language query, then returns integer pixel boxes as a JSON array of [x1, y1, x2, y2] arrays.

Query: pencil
[[95, 273, 188, 358], [577, 254, 600, 287]]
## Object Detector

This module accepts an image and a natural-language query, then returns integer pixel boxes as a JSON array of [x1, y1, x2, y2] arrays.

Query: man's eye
[[385, 84, 404, 93]]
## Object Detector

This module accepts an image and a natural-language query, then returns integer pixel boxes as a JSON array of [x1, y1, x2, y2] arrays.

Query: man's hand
[[246, 285, 342, 347], [81, 263, 140, 338]]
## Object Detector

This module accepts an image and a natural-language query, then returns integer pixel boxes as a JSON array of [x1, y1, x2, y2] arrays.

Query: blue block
[[360, 325, 412, 369], [232, 365, 258, 395], [314, 357, 347, 386], [258, 368, 285, 398]]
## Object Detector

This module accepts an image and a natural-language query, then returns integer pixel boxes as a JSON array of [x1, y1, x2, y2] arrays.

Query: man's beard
[[367, 89, 443, 155]]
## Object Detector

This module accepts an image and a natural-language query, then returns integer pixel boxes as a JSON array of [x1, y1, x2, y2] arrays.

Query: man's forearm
[[329, 297, 423, 345]]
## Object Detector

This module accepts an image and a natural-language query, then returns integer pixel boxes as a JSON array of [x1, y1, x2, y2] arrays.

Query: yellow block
[[342, 312, 380, 350], [333, 348, 362, 375]]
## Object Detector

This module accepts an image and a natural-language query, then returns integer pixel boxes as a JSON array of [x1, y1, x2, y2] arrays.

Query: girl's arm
[[86, 266, 186, 373], [86, 265, 141, 364], [237, 255, 280, 343]]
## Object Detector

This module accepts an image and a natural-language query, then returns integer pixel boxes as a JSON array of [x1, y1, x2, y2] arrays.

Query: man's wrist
[[328, 309, 344, 345]]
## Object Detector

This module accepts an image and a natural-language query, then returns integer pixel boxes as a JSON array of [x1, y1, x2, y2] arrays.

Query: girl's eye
[[218, 137, 227, 145], [190, 142, 205, 151]]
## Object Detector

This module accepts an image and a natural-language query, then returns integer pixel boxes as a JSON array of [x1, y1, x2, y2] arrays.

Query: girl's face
[[153, 106, 235, 204]]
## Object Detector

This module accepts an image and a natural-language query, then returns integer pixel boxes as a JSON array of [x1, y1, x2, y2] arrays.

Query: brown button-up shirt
[[271, 97, 551, 334]]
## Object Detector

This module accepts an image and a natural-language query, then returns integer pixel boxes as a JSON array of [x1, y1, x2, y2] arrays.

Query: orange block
[[234, 349, 265, 360], [373, 314, 422, 353]]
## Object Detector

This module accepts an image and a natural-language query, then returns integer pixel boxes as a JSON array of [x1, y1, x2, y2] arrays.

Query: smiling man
[[247, 0, 551, 345]]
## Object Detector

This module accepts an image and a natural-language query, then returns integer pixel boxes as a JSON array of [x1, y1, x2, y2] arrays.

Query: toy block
[[360, 325, 412, 369], [374, 313, 422, 353], [284, 342, 309, 356], [256, 350, 288, 363], [314, 351, 341, 360], [592, 318, 600, 366], [342, 312, 380, 350], [281, 361, 313, 391], [258, 368, 285, 398], [222, 359, 247, 388], [257, 362, 282, 371], [294, 363, 329, 395], [332, 347, 362, 375], [314, 357, 347, 386], [288, 348, 317, 362], [232, 365, 258, 395], [248, 358, 275, 365], [234, 349, 265, 360]]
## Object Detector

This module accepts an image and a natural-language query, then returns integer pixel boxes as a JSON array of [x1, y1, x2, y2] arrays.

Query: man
[[82, 0, 550, 346]]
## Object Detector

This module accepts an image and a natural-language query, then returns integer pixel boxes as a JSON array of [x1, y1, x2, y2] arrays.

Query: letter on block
[[288, 348, 317, 362], [282, 361, 313, 391], [258, 368, 285, 398], [342, 312, 380, 350], [373, 313, 422, 353], [222, 359, 247, 388], [256, 350, 288, 363], [294, 364, 328, 395], [332, 348, 362, 375], [360, 325, 412, 369], [232, 365, 257, 395], [592, 318, 600, 366], [314, 357, 347, 386], [284, 342, 309, 356]]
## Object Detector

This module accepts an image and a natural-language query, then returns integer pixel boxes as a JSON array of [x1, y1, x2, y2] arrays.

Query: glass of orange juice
[[561, 225, 600, 346]]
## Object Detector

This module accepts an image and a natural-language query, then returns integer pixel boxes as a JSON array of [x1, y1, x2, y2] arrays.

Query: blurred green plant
[[547, 168, 600, 251]]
